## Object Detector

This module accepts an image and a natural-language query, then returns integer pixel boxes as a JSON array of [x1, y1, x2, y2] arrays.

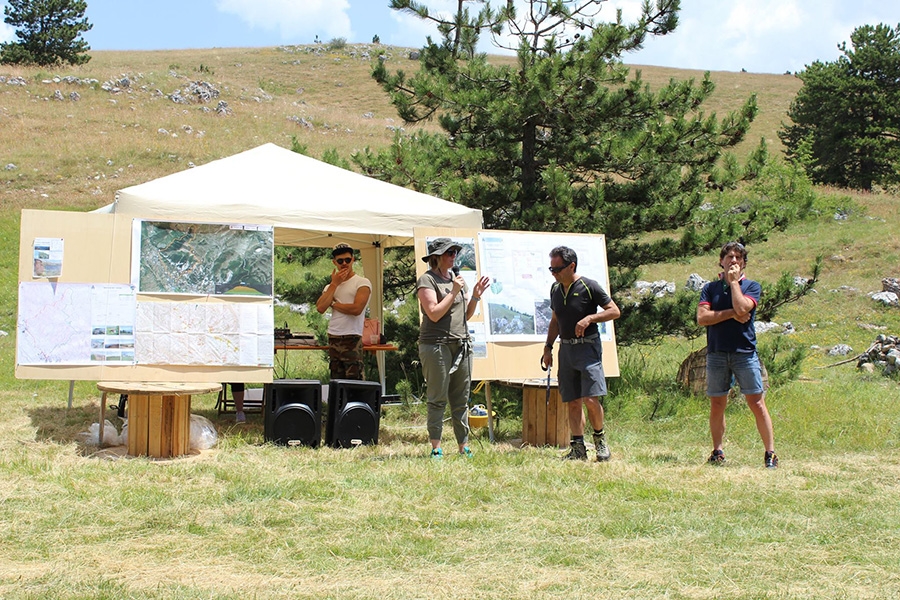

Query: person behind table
[[417, 238, 490, 459], [541, 246, 621, 461], [315, 243, 372, 380], [697, 241, 778, 468], [230, 383, 247, 423]]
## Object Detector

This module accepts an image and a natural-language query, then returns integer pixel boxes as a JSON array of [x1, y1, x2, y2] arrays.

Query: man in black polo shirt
[[542, 246, 621, 461]]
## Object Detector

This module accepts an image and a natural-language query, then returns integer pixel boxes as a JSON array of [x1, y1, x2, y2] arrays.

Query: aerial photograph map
[[135, 221, 274, 296]]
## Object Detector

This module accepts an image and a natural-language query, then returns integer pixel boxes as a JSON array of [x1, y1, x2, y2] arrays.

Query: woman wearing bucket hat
[[417, 237, 490, 459]]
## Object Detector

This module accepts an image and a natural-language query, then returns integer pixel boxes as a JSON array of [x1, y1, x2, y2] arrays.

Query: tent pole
[[360, 243, 387, 394]]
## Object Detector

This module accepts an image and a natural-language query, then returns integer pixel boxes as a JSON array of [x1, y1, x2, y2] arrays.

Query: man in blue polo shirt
[[542, 246, 620, 461], [697, 242, 778, 468]]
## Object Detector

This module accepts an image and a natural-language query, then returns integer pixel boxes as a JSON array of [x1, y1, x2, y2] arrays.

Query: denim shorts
[[557, 337, 607, 402], [706, 350, 764, 396]]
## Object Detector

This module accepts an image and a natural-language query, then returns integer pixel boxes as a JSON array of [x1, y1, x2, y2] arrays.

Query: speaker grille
[[271, 404, 318, 446]]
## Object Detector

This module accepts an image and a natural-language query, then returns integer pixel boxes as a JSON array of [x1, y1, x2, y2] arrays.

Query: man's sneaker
[[707, 449, 726, 465], [460, 446, 473, 458], [430, 448, 443, 460], [235, 411, 246, 423], [765, 451, 779, 469], [563, 440, 588, 461], [593, 430, 611, 462]]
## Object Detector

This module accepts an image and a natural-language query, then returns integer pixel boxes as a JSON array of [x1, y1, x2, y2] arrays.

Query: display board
[[415, 228, 619, 381], [16, 209, 273, 383]]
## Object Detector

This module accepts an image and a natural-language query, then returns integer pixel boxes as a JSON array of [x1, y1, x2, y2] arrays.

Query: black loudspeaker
[[325, 379, 382, 448], [264, 380, 322, 447]]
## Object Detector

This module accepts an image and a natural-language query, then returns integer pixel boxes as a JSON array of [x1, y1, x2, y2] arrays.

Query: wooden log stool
[[97, 382, 222, 458]]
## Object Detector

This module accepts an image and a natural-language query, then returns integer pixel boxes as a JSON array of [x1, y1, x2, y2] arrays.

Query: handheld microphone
[[452, 265, 466, 300]]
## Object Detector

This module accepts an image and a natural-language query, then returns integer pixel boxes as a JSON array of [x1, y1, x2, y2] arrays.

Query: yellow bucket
[[468, 404, 492, 428], [469, 414, 489, 428]]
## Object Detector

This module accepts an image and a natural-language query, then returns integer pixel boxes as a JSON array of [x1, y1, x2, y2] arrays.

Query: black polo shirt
[[550, 276, 612, 339]]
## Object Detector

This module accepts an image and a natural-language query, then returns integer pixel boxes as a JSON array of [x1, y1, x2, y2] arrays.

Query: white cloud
[[722, 0, 804, 41], [0, 21, 14, 44], [216, 0, 352, 40], [716, 0, 803, 67], [387, 6, 440, 47]]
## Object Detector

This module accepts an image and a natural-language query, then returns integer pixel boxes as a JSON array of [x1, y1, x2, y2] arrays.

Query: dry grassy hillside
[[0, 44, 800, 216]]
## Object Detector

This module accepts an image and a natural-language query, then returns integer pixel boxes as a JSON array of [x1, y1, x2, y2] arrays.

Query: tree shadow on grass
[[26, 402, 104, 445]]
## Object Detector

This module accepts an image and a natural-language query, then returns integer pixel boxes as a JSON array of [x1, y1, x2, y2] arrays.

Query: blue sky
[[0, 0, 897, 74]]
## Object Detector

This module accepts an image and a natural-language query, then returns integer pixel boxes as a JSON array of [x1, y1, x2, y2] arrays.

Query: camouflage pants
[[328, 335, 365, 380]]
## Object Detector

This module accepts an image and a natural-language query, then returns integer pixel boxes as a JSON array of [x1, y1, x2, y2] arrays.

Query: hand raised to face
[[331, 266, 354, 285], [724, 263, 742, 283]]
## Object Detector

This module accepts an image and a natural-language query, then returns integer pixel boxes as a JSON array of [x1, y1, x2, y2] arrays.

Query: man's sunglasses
[[548, 263, 571, 273], [335, 257, 353, 265]]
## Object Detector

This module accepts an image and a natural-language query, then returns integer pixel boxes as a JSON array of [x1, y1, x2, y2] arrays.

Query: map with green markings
[[135, 221, 274, 296]]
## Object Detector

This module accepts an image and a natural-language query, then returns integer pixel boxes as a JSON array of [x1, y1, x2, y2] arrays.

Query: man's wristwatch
[[544, 343, 553, 350]]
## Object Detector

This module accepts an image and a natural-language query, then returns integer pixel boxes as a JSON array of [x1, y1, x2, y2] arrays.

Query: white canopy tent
[[98, 142, 483, 385]]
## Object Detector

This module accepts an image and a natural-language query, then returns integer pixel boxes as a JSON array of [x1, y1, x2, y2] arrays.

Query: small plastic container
[[469, 404, 490, 428]]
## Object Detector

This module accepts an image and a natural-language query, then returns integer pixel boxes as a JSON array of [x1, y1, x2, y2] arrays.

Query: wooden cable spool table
[[97, 382, 222, 458]]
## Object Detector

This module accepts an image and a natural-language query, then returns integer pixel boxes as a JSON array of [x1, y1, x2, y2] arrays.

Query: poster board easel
[[414, 227, 619, 382], [17, 209, 271, 384]]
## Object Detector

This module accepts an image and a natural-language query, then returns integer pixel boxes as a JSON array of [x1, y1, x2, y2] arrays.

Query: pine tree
[[779, 23, 900, 191], [360, 0, 763, 277], [359, 0, 822, 347], [1, 0, 92, 66]]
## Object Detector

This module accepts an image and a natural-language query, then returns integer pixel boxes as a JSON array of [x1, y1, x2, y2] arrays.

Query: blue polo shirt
[[699, 276, 761, 353], [550, 276, 612, 339]]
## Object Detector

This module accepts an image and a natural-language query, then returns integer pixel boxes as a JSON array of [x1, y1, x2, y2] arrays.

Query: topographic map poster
[[134, 302, 274, 366], [477, 232, 612, 342], [133, 220, 274, 296], [17, 283, 136, 365]]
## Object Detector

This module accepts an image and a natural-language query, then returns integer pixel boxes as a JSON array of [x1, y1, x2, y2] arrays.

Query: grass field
[[1, 44, 899, 599]]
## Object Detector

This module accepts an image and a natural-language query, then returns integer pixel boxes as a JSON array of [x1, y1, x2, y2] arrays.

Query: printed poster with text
[[477, 232, 613, 343]]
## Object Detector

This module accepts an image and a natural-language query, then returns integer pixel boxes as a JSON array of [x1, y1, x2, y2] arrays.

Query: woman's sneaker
[[765, 451, 779, 469], [707, 449, 726, 465], [430, 448, 443, 460]]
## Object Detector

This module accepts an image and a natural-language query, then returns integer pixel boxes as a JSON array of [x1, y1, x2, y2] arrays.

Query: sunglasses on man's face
[[335, 257, 353, 265], [548, 263, 571, 273]]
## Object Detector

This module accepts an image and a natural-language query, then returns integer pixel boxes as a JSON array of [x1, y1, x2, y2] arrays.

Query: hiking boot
[[563, 439, 588, 461], [593, 430, 610, 462], [430, 448, 443, 460], [765, 451, 779, 469], [707, 449, 726, 465]]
